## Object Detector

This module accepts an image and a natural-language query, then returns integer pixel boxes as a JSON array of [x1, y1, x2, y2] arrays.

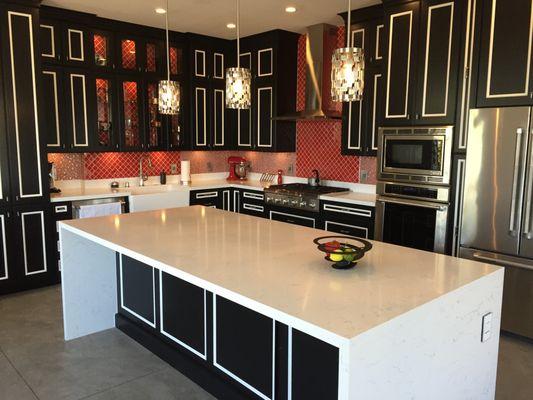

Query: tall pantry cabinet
[[0, 1, 57, 295]]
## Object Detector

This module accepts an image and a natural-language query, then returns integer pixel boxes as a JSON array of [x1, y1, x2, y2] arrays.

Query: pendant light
[[158, 0, 180, 114], [226, 0, 251, 109], [331, 0, 365, 102]]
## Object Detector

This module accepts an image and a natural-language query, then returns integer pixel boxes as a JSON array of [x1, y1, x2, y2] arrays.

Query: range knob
[[299, 201, 307, 208], [291, 199, 299, 206], [309, 201, 317, 209], [282, 199, 289, 205], [274, 198, 281, 203]]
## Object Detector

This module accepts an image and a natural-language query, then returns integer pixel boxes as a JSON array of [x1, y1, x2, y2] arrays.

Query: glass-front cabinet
[[146, 81, 163, 149], [118, 78, 144, 150], [93, 76, 116, 151], [93, 31, 114, 70], [119, 37, 139, 72]]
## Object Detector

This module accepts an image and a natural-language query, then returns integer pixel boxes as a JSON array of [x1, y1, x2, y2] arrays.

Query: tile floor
[[0, 285, 532, 400]]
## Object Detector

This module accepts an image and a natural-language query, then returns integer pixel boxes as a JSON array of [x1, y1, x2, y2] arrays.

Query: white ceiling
[[42, 0, 379, 39]]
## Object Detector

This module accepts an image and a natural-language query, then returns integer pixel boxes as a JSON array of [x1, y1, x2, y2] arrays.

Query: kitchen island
[[59, 206, 503, 400]]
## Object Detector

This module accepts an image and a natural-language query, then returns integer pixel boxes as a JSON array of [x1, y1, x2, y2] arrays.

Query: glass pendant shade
[[331, 47, 365, 102], [226, 67, 251, 109], [158, 80, 180, 115]]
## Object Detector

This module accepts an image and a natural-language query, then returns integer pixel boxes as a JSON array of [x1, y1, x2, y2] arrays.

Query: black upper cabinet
[[92, 30, 115, 70], [63, 24, 90, 66], [92, 73, 118, 151], [39, 19, 90, 67], [42, 66, 66, 151], [145, 79, 165, 150], [1, 6, 48, 204], [382, 0, 462, 126], [117, 35, 164, 75], [118, 76, 145, 151], [340, 6, 384, 156], [474, 0, 533, 107], [188, 35, 232, 150], [40, 19, 61, 63], [237, 30, 299, 152], [383, 1, 420, 125]]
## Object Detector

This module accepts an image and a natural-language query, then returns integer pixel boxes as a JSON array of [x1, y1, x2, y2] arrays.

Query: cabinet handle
[[416, 113, 420, 120]]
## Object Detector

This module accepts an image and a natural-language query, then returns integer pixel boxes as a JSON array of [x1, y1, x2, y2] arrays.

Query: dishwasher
[[71, 197, 129, 219]]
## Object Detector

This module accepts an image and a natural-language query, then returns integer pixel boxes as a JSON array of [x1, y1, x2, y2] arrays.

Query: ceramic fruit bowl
[[313, 236, 373, 269]]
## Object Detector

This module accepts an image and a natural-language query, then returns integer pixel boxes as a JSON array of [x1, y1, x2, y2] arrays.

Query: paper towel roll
[[181, 160, 191, 185]]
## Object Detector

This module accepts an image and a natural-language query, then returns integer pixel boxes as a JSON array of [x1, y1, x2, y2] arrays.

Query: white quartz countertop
[[51, 179, 377, 206], [60, 206, 499, 340]]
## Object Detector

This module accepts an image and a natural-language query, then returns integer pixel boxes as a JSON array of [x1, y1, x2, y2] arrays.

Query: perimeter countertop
[[50, 179, 377, 207], [60, 206, 499, 340]]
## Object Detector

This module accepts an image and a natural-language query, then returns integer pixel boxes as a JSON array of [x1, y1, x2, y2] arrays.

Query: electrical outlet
[[170, 164, 177, 174], [287, 163, 294, 174], [360, 170, 369, 183], [481, 312, 493, 342]]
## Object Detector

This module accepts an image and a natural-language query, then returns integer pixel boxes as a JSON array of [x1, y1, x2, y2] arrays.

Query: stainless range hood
[[274, 24, 342, 121]]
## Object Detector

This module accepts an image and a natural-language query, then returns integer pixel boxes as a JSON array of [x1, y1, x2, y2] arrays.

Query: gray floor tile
[[84, 366, 216, 400], [0, 351, 37, 400], [496, 334, 533, 400]]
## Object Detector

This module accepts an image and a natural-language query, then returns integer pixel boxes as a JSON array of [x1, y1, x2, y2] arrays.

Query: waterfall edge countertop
[[59, 206, 499, 341]]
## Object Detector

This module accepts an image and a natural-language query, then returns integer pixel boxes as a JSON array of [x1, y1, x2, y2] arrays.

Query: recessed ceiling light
[[155, 8, 166, 14], [285, 6, 297, 13], [227, 23, 236, 29]]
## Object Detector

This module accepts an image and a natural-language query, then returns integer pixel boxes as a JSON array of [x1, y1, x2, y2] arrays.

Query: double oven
[[374, 126, 453, 253]]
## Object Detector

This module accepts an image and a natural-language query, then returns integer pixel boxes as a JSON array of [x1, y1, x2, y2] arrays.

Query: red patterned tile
[[94, 34, 108, 67], [170, 46, 181, 75], [122, 81, 141, 147], [48, 153, 84, 180], [146, 43, 157, 72]]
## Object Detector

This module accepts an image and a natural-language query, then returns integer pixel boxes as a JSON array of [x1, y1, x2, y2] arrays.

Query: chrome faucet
[[139, 155, 152, 187]]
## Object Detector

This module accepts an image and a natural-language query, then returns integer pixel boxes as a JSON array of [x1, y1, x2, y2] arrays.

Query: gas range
[[264, 183, 349, 212]]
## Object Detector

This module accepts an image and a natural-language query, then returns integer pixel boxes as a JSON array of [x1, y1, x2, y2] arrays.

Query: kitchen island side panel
[[60, 228, 118, 340], [347, 269, 504, 400]]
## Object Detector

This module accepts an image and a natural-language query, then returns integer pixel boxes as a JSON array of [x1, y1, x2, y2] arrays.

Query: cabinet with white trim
[[236, 30, 299, 152], [239, 189, 266, 218], [382, 0, 463, 126], [188, 34, 232, 150], [0, 208, 15, 294], [473, 0, 533, 107], [39, 18, 90, 67], [340, 6, 384, 156], [321, 200, 375, 239], [0, 4, 49, 204]]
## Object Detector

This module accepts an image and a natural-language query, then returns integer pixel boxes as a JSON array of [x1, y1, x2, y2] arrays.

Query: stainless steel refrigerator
[[460, 107, 533, 339]]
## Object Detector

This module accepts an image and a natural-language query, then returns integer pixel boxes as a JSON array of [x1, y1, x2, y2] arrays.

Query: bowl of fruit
[[313, 236, 372, 269]]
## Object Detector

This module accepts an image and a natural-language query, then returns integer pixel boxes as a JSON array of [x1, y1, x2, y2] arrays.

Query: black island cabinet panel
[[160, 271, 206, 358], [475, 0, 533, 107], [214, 295, 274, 400], [290, 328, 339, 400], [119, 255, 156, 328]]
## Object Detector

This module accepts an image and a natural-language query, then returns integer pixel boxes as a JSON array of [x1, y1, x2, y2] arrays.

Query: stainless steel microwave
[[377, 126, 453, 185]]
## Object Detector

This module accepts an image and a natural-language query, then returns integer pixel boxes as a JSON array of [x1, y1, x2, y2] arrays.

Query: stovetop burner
[[265, 184, 349, 212]]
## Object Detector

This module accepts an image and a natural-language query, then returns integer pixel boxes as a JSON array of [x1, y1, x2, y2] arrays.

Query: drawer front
[[324, 220, 370, 239], [321, 201, 374, 218], [190, 190, 221, 208], [269, 210, 316, 228], [241, 190, 265, 203], [241, 202, 266, 218]]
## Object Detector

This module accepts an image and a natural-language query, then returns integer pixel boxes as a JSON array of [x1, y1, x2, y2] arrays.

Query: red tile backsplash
[[49, 27, 377, 184]]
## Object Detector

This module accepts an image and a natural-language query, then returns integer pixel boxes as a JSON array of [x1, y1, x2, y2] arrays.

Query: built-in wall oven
[[377, 126, 453, 185], [375, 126, 453, 254]]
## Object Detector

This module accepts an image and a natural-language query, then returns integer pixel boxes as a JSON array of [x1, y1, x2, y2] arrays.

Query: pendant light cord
[[347, 0, 351, 47], [237, 0, 240, 68], [166, 0, 170, 81]]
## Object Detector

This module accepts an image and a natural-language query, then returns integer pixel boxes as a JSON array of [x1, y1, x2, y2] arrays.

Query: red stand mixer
[[227, 156, 249, 181]]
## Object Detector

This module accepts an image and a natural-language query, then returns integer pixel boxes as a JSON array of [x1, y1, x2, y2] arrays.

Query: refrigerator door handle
[[509, 128, 526, 237], [523, 129, 533, 240], [472, 251, 533, 272]]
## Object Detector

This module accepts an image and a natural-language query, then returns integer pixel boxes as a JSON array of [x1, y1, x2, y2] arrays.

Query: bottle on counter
[[277, 169, 283, 185], [160, 171, 167, 185]]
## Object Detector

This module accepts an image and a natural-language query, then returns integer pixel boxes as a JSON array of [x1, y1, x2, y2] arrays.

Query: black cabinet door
[[118, 77, 145, 151], [414, 0, 461, 124], [119, 254, 157, 328], [1, 7, 48, 204], [64, 69, 95, 152], [63, 24, 90, 67], [321, 201, 376, 239], [0, 209, 13, 294], [92, 30, 115, 70], [42, 66, 66, 151], [92, 73, 118, 151], [145, 80, 164, 150], [476, 0, 533, 107], [383, 1, 420, 125], [117, 35, 142, 73], [12, 205, 56, 287], [0, 61, 10, 207], [256, 85, 274, 149], [160, 271, 206, 358], [214, 295, 275, 400], [237, 52, 253, 149], [192, 85, 209, 149], [290, 328, 339, 400], [40, 20, 61, 64], [366, 69, 383, 154]]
